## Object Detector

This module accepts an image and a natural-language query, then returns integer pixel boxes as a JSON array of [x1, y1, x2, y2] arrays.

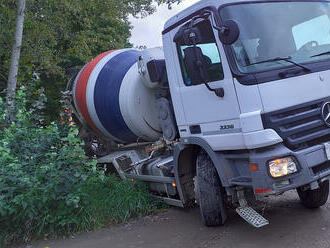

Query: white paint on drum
[[119, 62, 162, 141]]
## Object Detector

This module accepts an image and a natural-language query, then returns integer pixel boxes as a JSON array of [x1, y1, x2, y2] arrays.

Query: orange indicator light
[[249, 164, 259, 171]]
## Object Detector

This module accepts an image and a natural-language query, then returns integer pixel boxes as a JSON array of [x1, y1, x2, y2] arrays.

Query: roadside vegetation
[[0, 88, 157, 247], [0, 1, 183, 247]]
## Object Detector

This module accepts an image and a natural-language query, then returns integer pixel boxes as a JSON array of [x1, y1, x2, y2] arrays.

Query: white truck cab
[[70, 0, 330, 228], [163, 0, 330, 151]]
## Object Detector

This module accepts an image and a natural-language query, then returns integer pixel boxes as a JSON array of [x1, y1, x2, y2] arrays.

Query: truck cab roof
[[163, 0, 274, 34]]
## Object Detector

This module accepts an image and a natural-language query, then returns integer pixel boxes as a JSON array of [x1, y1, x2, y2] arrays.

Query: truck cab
[[161, 0, 330, 226]]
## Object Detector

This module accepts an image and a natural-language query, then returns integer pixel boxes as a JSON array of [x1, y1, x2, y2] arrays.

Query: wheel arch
[[173, 137, 230, 206]]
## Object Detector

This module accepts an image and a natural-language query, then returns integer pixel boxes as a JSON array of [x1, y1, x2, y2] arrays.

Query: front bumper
[[249, 142, 330, 195]]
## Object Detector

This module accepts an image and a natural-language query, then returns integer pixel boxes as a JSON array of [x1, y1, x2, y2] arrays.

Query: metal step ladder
[[236, 206, 269, 228], [236, 188, 269, 228]]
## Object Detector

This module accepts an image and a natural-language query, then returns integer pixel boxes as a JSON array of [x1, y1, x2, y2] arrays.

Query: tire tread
[[197, 151, 226, 226]]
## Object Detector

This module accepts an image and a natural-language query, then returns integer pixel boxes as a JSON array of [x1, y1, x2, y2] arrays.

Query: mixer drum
[[73, 49, 162, 144]]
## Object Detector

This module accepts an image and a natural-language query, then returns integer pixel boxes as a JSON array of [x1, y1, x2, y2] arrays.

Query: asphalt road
[[25, 191, 330, 248]]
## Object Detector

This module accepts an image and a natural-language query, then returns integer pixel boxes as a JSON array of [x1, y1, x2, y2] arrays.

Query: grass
[[0, 176, 159, 248], [79, 176, 158, 227]]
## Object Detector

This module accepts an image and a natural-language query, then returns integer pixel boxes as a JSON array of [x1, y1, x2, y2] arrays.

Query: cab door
[[175, 19, 241, 137]]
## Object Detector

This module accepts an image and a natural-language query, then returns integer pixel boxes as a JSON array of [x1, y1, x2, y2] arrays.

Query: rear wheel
[[297, 180, 329, 209], [196, 151, 227, 226]]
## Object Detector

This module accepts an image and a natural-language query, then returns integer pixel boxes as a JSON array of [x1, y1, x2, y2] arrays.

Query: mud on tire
[[297, 180, 329, 209], [197, 150, 227, 226]]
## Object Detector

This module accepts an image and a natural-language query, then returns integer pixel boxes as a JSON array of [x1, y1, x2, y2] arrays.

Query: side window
[[177, 21, 224, 86], [292, 15, 330, 49]]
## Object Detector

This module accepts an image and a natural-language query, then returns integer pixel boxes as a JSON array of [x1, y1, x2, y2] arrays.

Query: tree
[[158, 0, 182, 8], [6, 0, 26, 121], [0, 0, 182, 121]]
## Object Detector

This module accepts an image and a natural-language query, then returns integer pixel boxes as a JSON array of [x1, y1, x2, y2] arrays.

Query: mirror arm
[[204, 10, 229, 35], [203, 81, 225, 98], [195, 60, 225, 98], [186, 11, 225, 98], [213, 25, 229, 34]]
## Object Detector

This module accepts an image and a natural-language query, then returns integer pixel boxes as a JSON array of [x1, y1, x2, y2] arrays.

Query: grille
[[312, 161, 330, 175], [262, 98, 330, 150]]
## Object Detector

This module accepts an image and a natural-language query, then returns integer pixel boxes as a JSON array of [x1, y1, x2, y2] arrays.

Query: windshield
[[219, 1, 330, 74]]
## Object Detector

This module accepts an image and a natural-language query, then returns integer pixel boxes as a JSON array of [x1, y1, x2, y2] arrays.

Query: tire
[[297, 180, 329, 209], [196, 150, 227, 226]]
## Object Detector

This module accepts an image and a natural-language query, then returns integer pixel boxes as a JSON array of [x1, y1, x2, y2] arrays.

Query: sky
[[129, 0, 200, 48]]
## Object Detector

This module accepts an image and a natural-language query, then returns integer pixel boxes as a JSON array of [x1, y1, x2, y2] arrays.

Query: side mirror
[[183, 27, 202, 46], [218, 20, 240, 45], [173, 26, 202, 46]]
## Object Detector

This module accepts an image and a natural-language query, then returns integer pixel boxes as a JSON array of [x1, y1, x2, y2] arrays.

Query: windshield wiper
[[249, 56, 311, 72], [311, 51, 330, 58]]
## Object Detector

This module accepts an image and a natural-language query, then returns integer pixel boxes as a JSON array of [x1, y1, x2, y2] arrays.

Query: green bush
[[0, 88, 156, 247]]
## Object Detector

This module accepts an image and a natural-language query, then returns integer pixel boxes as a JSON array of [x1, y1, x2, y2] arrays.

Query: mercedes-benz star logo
[[322, 102, 330, 127]]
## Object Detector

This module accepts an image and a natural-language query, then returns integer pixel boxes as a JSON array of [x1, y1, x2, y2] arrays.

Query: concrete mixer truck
[[67, 0, 330, 228]]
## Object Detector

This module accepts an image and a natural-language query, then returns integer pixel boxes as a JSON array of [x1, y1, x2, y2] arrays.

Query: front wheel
[[297, 180, 329, 209], [196, 151, 227, 226]]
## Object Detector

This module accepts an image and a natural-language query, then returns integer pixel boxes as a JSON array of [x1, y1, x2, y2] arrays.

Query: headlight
[[268, 157, 298, 178]]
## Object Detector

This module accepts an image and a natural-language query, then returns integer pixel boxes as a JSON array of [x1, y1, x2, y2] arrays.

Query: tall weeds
[[0, 88, 156, 247]]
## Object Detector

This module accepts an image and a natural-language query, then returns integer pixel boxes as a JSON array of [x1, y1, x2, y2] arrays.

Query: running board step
[[236, 206, 269, 228]]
